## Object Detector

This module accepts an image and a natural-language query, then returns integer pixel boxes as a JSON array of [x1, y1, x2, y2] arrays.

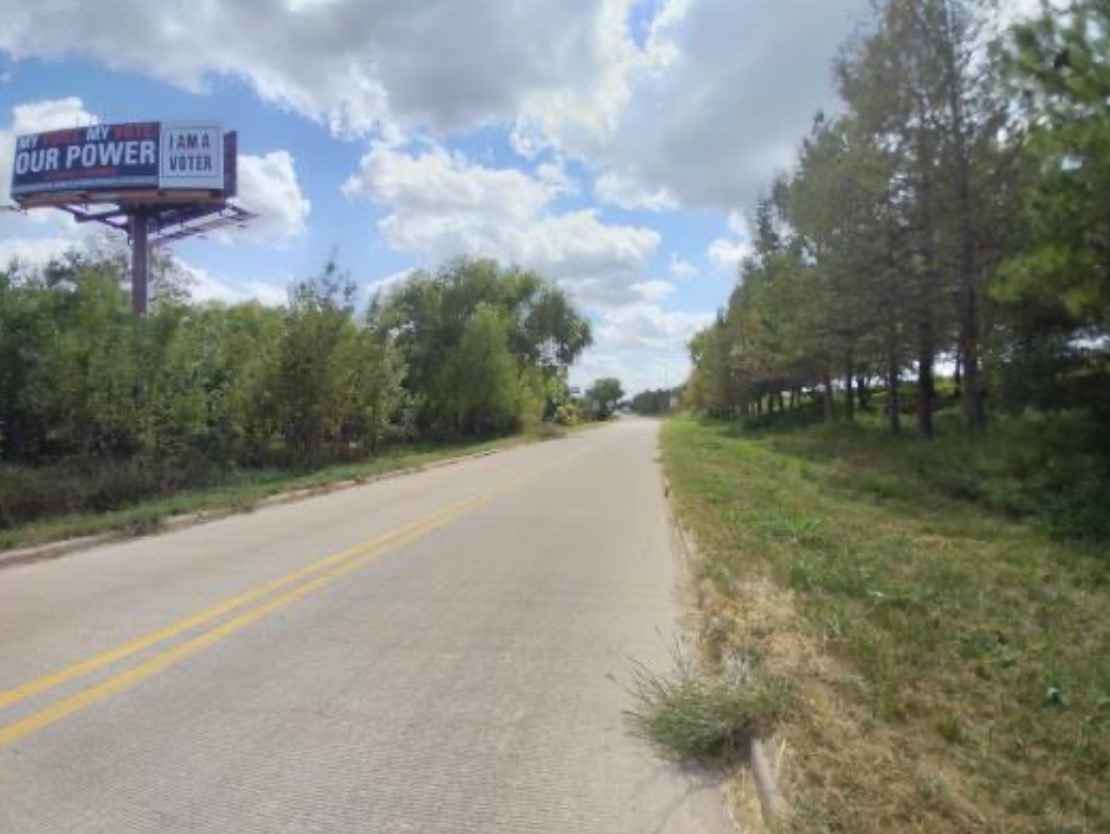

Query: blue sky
[[0, 0, 875, 392]]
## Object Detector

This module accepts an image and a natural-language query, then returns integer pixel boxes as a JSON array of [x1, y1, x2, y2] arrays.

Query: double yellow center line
[[0, 468, 538, 748]]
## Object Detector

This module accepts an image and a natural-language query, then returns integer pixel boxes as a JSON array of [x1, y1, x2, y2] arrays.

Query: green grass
[[754, 409, 1110, 542], [0, 436, 522, 553], [662, 413, 1110, 834], [626, 644, 793, 762]]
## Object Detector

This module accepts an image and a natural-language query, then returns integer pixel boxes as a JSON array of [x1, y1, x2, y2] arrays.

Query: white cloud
[[571, 300, 712, 394], [630, 279, 675, 303], [514, 0, 657, 156], [0, 235, 80, 268], [243, 279, 288, 306], [234, 151, 312, 241], [595, 301, 712, 353], [507, 211, 660, 308], [343, 142, 660, 309], [0, 1, 625, 139], [536, 158, 578, 198], [186, 264, 287, 306], [708, 238, 748, 274], [573, 0, 867, 209], [0, 2, 865, 213], [187, 265, 240, 304], [344, 142, 550, 231], [668, 253, 696, 281], [571, 348, 692, 398], [594, 171, 676, 211], [707, 210, 751, 273], [509, 119, 549, 160], [365, 267, 416, 298]]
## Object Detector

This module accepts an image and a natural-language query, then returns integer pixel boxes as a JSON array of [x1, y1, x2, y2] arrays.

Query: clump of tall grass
[[626, 647, 792, 761]]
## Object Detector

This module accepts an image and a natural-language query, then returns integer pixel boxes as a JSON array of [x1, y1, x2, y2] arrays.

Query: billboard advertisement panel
[[158, 122, 224, 190], [10, 121, 225, 201]]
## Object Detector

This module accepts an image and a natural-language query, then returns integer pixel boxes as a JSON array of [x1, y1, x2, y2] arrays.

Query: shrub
[[0, 455, 224, 529], [553, 403, 579, 426]]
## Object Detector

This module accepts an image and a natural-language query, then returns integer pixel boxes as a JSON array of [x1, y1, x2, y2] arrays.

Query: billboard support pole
[[130, 208, 149, 316]]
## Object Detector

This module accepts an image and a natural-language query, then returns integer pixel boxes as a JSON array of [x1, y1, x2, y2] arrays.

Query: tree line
[[685, 0, 1110, 438], [0, 254, 592, 526], [629, 388, 680, 416]]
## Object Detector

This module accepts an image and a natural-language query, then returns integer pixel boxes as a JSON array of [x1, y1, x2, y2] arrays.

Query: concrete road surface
[[0, 419, 730, 833]]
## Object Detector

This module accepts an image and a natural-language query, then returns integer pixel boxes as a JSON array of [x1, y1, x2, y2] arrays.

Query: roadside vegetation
[[0, 253, 609, 546], [628, 386, 681, 417], [666, 1, 1110, 831], [663, 413, 1109, 833], [0, 436, 519, 554], [627, 644, 793, 762], [581, 377, 624, 421]]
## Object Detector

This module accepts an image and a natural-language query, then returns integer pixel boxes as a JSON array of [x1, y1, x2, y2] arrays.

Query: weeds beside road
[[0, 437, 519, 554], [661, 414, 1109, 834]]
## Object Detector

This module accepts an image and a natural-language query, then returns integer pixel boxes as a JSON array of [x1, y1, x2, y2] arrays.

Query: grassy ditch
[[0, 436, 523, 554], [661, 413, 1110, 834]]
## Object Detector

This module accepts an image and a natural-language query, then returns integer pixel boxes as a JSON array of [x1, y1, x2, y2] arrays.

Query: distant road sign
[[10, 121, 226, 203]]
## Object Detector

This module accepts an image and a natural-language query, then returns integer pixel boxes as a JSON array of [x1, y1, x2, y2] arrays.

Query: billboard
[[10, 121, 227, 202], [158, 122, 224, 190]]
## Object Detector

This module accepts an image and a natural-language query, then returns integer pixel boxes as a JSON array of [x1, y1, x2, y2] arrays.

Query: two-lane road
[[0, 419, 728, 833]]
